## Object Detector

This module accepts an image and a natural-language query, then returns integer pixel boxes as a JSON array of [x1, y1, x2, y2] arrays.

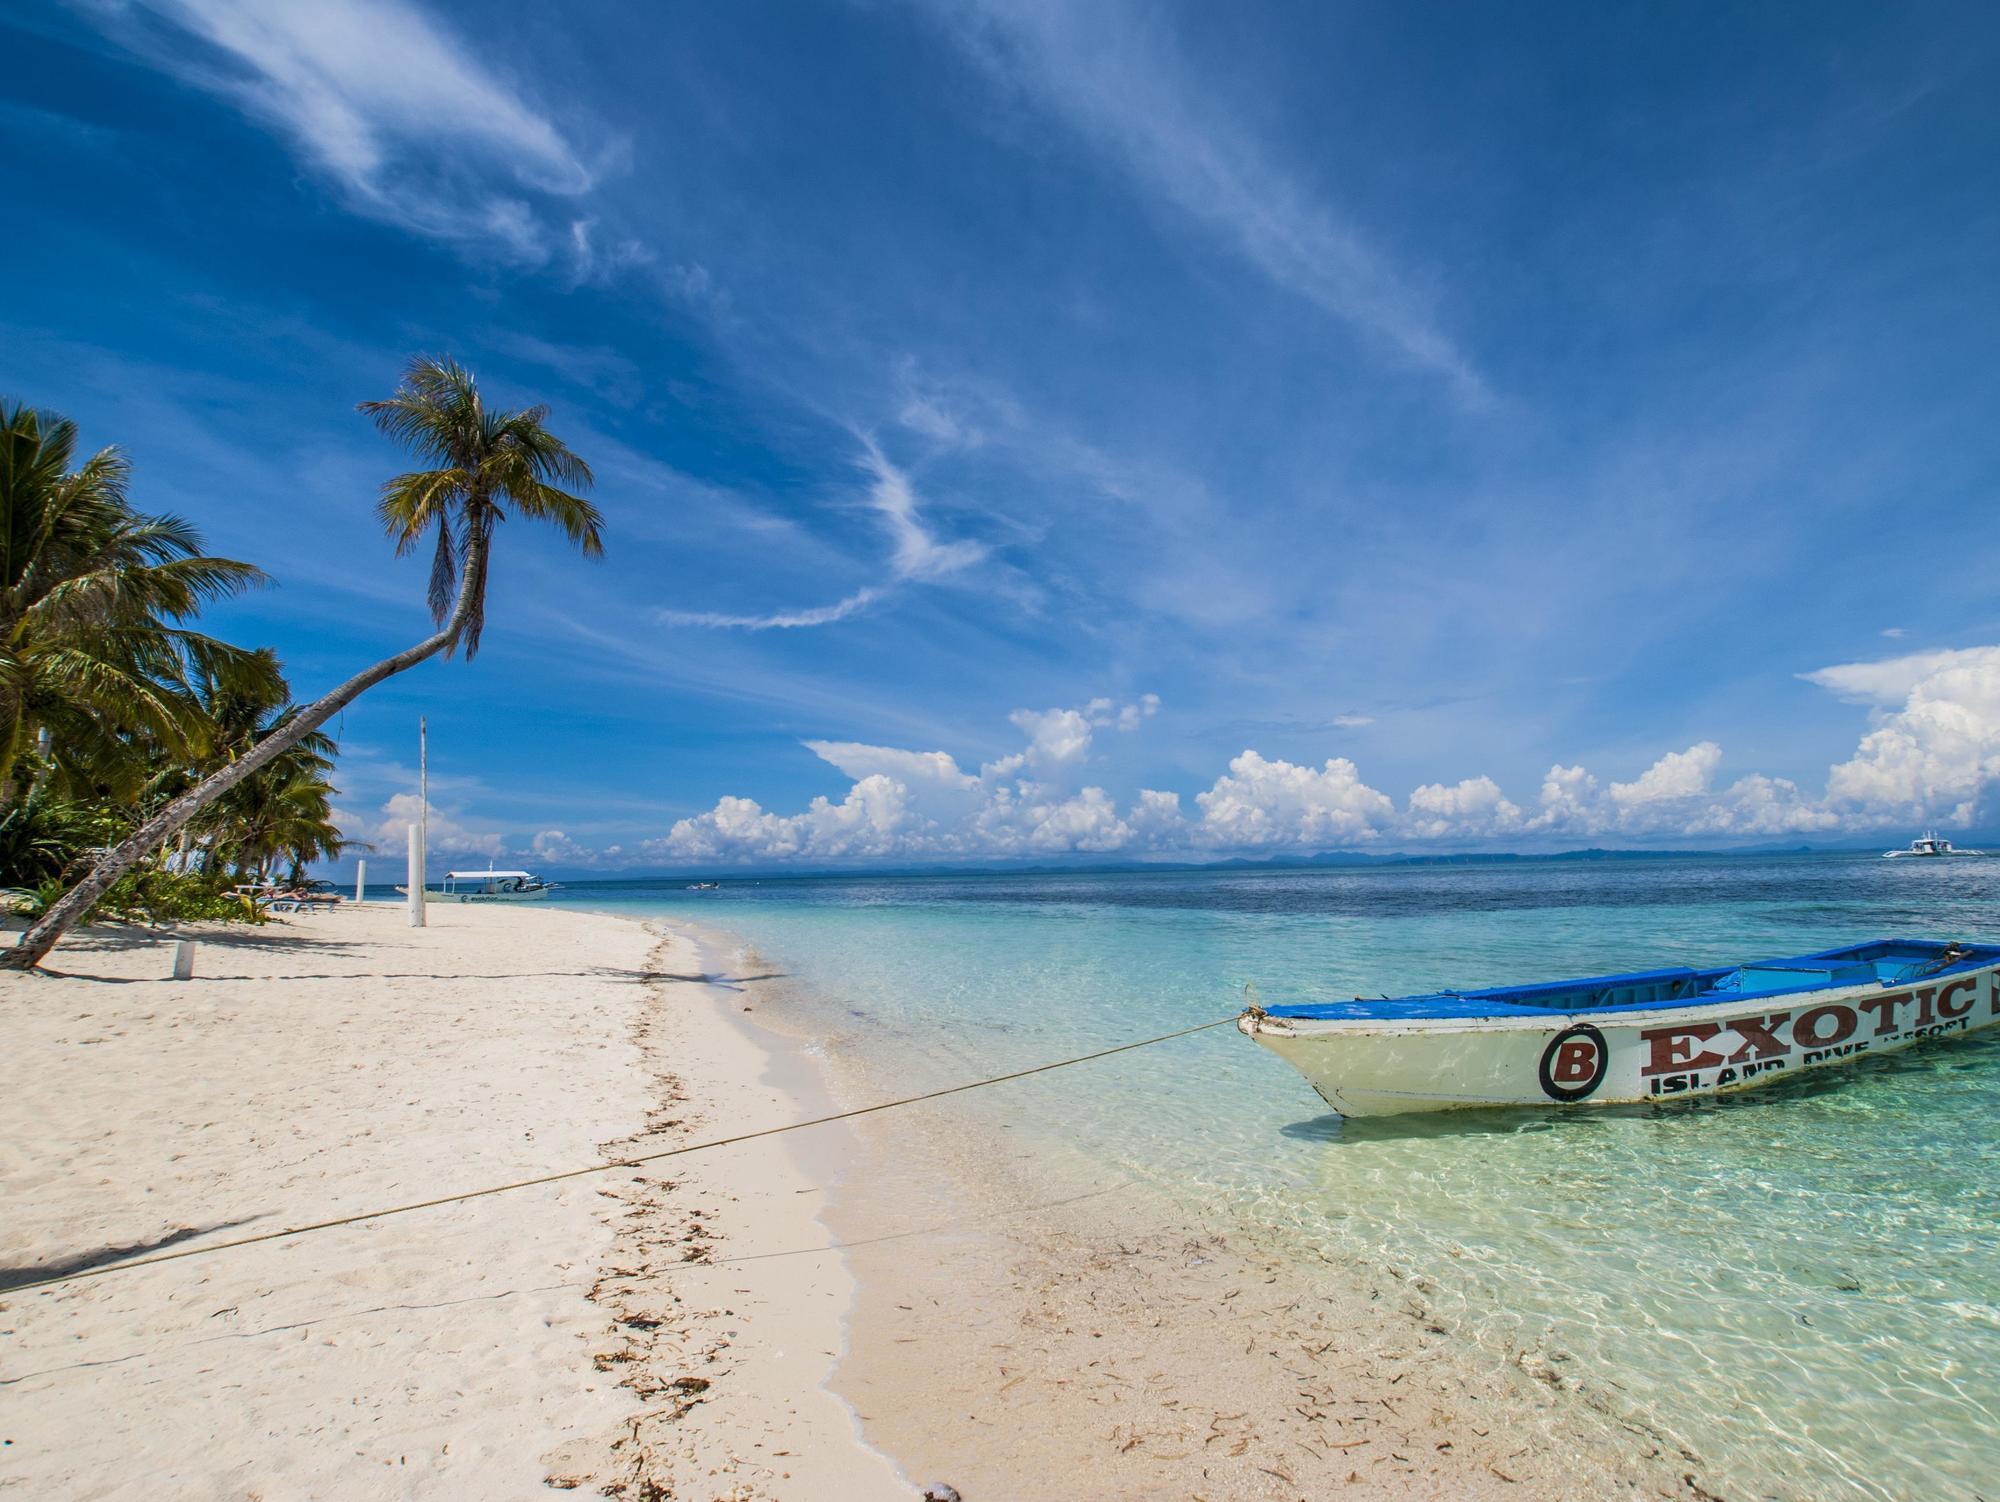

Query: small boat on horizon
[[1239, 938, 2000, 1117], [1882, 831, 1984, 858]]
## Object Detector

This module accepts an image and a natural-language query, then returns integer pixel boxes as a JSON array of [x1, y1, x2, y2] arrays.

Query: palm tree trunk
[[3, 521, 490, 971]]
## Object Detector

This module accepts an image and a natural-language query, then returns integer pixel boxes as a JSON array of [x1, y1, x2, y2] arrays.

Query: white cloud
[[1193, 751, 1395, 847], [1799, 650, 1970, 707], [603, 645, 2000, 867], [1332, 713, 1376, 728], [1086, 693, 1161, 731], [658, 587, 883, 631], [857, 436, 987, 582], [1608, 740, 1722, 815], [1526, 764, 1600, 834], [661, 694, 1163, 861], [335, 792, 503, 859], [1404, 776, 1523, 840], [659, 436, 984, 631], [1819, 646, 2000, 825], [93, 0, 600, 263], [657, 777, 917, 862], [530, 829, 624, 867]]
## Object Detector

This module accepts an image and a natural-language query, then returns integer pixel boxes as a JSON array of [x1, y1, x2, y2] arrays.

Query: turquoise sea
[[543, 854, 1997, 1501]]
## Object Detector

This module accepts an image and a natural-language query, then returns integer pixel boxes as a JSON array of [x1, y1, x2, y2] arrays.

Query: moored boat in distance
[[1883, 831, 1984, 857], [427, 869, 559, 902], [1239, 938, 2000, 1117]]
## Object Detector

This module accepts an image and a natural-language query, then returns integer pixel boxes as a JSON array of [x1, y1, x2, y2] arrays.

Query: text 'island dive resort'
[[4, 4, 1997, 1500]]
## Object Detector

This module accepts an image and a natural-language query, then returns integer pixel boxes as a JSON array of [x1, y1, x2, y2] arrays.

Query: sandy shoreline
[[0, 903, 905, 1500], [700, 922, 1715, 1502], [5, 901, 1712, 1500]]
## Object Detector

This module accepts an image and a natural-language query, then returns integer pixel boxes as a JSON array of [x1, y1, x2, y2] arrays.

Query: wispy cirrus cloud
[[658, 586, 884, 631], [916, 0, 1485, 402], [659, 437, 983, 630], [80, 0, 617, 266]]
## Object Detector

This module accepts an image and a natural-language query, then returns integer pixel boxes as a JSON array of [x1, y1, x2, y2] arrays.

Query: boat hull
[[427, 888, 550, 903], [1240, 962, 2000, 1116]]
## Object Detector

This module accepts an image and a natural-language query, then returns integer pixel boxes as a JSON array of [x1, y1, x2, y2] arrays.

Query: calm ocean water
[[537, 854, 1996, 1501]]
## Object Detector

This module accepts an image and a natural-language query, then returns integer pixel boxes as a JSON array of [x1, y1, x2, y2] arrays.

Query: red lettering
[[1795, 1005, 1858, 1048], [1724, 1012, 1791, 1064], [1641, 1022, 1724, 1077], [1937, 977, 1978, 1020], [1858, 992, 1908, 1036], [1551, 1039, 1599, 1085], [1911, 987, 1937, 1026]]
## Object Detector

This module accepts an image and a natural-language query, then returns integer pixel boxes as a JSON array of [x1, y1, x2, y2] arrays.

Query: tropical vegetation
[[3, 356, 601, 969], [0, 402, 346, 926]]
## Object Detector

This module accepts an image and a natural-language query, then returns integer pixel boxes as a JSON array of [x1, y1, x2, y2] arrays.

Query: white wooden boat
[[426, 869, 558, 902], [1239, 939, 2000, 1117], [1883, 831, 1984, 857]]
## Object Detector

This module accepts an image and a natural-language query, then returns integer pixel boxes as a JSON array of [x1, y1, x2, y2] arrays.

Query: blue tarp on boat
[[1260, 938, 2000, 1022]]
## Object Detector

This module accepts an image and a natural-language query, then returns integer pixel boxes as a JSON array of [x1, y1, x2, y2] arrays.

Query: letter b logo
[[1539, 1024, 1609, 1102]]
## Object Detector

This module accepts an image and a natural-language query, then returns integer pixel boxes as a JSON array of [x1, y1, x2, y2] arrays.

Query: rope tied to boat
[[9, 1011, 1242, 1296]]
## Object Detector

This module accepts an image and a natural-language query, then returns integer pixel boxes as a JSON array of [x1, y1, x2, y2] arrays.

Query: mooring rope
[[10, 1013, 1239, 1296]]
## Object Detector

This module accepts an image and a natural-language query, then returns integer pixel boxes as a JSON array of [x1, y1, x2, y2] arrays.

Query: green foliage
[[360, 355, 601, 658], [0, 784, 97, 885], [5, 866, 262, 927], [96, 867, 264, 926], [0, 400, 277, 798], [1, 398, 355, 923]]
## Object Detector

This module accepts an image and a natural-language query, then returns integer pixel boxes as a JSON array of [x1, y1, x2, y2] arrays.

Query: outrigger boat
[[1239, 938, 2000, 1117], [420, 869, 559, 902], [1883, 831, 1984, 858]]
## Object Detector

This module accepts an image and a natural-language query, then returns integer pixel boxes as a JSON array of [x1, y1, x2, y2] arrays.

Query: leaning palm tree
[[4, 357, 601, 970]]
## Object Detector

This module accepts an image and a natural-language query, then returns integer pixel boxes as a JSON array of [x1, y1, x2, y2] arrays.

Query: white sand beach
[[0, 903, 905, 1500], [3, 903, 1710, 1501]]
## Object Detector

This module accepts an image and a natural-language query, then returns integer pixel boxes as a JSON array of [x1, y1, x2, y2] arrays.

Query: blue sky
[[7, 0, 2000, 868]]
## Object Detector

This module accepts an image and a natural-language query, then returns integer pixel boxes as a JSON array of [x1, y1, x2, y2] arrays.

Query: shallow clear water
[[554, 856, 2000, 1501]]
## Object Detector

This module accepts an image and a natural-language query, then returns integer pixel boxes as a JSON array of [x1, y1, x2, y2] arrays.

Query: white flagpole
[[409, 716, 429, 929]]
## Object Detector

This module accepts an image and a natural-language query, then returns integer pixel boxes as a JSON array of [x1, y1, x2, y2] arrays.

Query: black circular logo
[[1539, 1023, 1609, 1102]]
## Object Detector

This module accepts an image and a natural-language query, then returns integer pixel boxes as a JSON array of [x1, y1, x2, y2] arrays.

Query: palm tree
[[156, 648, 345, 879], [4, 357, 602, 970], [0, 402, 275, 806]]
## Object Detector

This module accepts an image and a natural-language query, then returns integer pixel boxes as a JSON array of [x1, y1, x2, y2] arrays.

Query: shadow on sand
[[0, 1219, 263, 1293]]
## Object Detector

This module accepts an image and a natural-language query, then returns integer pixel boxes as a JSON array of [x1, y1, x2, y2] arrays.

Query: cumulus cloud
[[657, 778, 915, 862], [1405, 776, 1523, 840], [335, 793, 503, 859], [1193, 751, 1396, 847], [529, 829, 624, 867], [614, 644, 2000, 867], [92, 0, 604, 264], [662, 694, 1165, 862], [1818, 645, 2000, 825]]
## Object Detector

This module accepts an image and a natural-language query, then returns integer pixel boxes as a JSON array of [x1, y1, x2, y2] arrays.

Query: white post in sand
[[171, 940, 195, 980], [407, 823, 426, 928], [354, 858, 367, 904]]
